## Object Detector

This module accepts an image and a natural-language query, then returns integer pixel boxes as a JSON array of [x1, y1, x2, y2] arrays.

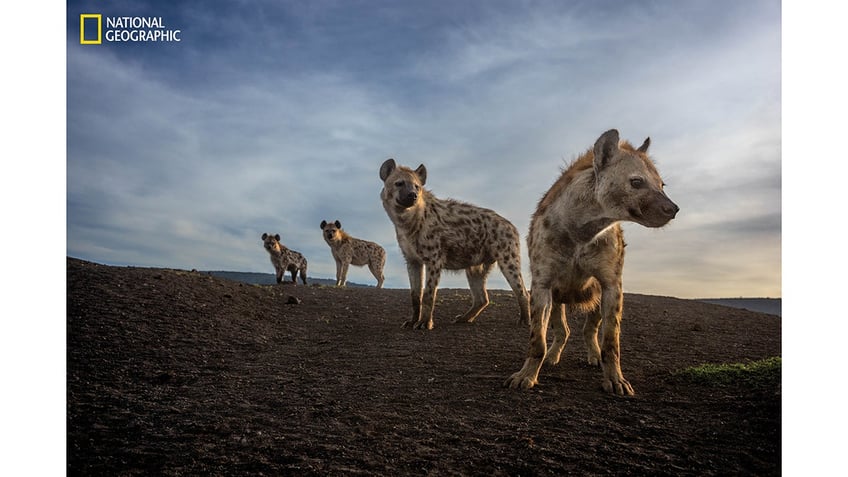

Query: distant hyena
[[379, 158, 531, 330], [320, 219, 387, 288], [261, 233, 308, 285], [504, 129, 679, 395]]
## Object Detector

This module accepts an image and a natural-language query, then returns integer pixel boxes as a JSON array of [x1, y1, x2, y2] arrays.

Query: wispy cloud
[[67, 0, 781, 298]]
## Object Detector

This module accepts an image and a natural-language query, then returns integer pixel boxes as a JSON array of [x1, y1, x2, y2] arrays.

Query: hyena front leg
[[416, 266, 441, 330], [339, 261, 351, 287], [455, 263, 493, 323], [402, 260, 424, 328], [275, 266, 284, 284], [334, 258, 344, 287], [545, 303, 570, 366], [505, 286, 553, 389], [598, 284, 633, 396]]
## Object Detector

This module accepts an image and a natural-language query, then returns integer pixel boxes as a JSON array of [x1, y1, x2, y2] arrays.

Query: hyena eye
[[630, 178, 645, 189], [394, 180, 405, 188]]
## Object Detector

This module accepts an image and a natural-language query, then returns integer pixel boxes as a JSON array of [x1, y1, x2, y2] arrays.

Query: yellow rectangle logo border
[[80, 14, 102, 45]]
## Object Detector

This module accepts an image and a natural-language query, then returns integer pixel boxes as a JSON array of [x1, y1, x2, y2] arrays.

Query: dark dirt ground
[[67, 257, 781, 476]]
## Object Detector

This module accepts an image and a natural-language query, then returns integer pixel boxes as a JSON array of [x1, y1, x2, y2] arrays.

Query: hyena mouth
[[396, 197, 417, 208], [628, 207, 643, 220]]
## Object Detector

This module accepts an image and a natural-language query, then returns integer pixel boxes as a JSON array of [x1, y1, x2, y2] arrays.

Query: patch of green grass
[[677, 357, 781, 386]]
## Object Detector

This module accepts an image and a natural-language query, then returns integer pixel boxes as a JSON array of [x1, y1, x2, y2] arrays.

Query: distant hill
[[205, 271, 781, 316], [696, 298, 781, 317], [203, 271, 371, 288]]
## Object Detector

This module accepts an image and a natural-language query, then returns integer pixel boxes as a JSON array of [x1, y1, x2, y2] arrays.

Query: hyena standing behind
[[261, 233, 308, 285], [379, 158, 531, 330], [320, 219, 387, 288], [505, 129, 678, 395]]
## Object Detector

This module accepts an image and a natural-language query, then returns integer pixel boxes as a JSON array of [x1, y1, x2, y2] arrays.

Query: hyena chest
[[537, 228, 624, 292]]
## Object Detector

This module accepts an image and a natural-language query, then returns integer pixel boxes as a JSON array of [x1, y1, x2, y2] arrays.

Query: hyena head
[[380, 158, 427, 210], [261, 233, 282, 253], [320, 220, 343, 242], [592, 129, 679, 228]]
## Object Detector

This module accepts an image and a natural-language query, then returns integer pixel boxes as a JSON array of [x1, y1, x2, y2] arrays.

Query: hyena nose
[[662, 202, 680, 218], [407, 192, 418, 202]]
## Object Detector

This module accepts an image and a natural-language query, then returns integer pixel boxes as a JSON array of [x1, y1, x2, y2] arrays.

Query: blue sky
[[64, 0, 781, 298]]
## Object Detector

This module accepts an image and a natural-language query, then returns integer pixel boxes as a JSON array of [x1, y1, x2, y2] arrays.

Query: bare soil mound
[[67, 257, 781, 476]]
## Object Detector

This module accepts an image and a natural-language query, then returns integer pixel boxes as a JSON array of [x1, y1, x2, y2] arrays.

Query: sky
[[64, 0, 781, 298]]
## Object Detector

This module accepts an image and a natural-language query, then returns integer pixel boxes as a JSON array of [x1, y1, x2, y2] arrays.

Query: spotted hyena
[[379, 158, 531, 330], [261, 233, 308, 285], [320, 219, 386, 288], [504, 129, 679, 395]]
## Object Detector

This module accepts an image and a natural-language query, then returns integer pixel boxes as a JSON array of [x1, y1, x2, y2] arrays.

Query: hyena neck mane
[[534, 145, 637, 244], [331, 228, 353, 243]]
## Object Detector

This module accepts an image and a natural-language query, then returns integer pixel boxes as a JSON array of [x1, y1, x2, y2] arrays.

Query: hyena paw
[[602, 376, 635, 396], [452, 314, 475, 324], [413, 319, 434, 330], [587, 353, 601, 367], [504, 371, 537, 390], [504, 359, 542, 390]]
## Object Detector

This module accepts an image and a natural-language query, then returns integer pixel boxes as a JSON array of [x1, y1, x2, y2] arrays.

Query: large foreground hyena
[[320, 219, 387, 288], [504, 129, 678, 395], [261, 233, 308, 285], [379, 158, 531, 330]]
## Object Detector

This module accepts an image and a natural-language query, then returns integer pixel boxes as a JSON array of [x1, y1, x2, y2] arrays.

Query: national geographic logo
[[80, 14, 182, 44]]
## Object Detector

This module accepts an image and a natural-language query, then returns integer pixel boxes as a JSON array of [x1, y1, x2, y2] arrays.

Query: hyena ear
[[262, 233, 268, 240], [637, 137, 651, 153], [320, 220, 327, 230], [414, 164, 427, 185], [380, 158, 396, 181], [275, 234, 281, 241], [593, 129, 620, 173], [335, 220, 342, 229]]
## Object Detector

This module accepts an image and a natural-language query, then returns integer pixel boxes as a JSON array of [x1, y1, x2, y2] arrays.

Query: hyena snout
[[395, 184, 419, 208], [397, 188, 419, 208], [636, 192, 679, 227], [662, 197, 680, 219]]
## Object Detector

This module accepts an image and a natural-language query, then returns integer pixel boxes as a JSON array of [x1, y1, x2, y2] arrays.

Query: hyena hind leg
[[499, 258, 531, 326], [368, 261, 385, 289], [583, 307, 602, 366], [455, 263, 494, 323], [545, 303, 570, 366]]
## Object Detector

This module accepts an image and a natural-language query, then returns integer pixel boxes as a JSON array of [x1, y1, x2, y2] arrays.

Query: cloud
[[66, 0, 781, 297]]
